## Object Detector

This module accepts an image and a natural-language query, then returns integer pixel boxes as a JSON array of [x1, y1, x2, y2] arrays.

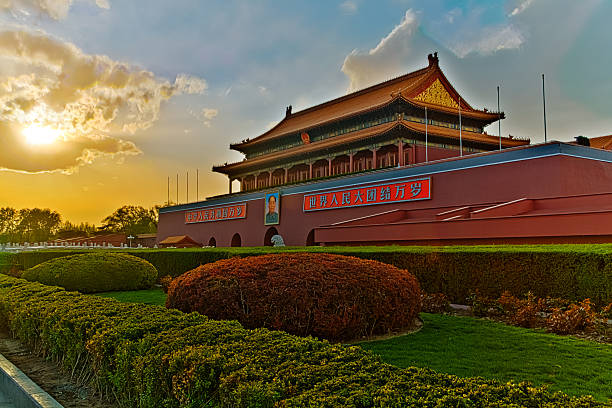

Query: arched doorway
[[306, 229, 316, 246], [231, 233, 241, 247], [264, 227, 278, 246], [208, 237, 216, 247]]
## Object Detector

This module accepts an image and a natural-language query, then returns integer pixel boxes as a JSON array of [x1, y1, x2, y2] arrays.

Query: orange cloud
[[0, 29, 209, 173]]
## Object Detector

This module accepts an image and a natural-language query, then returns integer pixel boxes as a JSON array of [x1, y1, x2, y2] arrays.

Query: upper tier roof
[[589, 135, 612, 150], [214, 120, 528, 175], [231, 53, 503, 153]]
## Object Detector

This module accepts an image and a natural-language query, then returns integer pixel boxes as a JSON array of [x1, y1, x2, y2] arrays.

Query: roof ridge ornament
[[427, 52, 439, 67]]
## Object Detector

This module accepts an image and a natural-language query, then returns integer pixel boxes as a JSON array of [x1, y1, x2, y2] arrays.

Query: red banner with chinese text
[[185, 203, 247, 223], [303, 178, 430, 211]]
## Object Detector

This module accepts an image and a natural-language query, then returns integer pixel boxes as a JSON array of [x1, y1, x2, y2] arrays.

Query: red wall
[[157, 154, 612, 247]]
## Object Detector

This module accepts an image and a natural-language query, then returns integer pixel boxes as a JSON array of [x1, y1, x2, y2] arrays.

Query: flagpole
[[497, 86, 501, 150], [542, 74, 547, 142], [459, 96, 463, 156], [425, 107, 428, 162]]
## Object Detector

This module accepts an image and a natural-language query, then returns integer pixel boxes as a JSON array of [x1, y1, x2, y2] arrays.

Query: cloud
[[189, 107, 218, 127], [341, 9, 418, 92], [0, 29, 208, 173], [509, 0, 536, 16], [0, 121, 140, 174], [0, 0, 109, 20], [448, 24, 525, 58], [339, 1, 357, 15]]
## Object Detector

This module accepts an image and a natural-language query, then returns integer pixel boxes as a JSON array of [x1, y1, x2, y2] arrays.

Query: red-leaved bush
[[166, 253, 421, 342]]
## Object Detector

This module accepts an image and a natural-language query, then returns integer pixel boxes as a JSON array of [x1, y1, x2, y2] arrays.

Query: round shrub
[[166, 253, 421, 341], [22, 252, 157, 293]]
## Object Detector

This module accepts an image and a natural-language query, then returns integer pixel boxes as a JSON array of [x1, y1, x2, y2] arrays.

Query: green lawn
[[360, 313, 612, 402], [97, 287, 167, 306]]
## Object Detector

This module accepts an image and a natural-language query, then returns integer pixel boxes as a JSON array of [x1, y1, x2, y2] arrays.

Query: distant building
[[158, 55, 612, 247], [158, 235, 201, 248], [135, 233, 157, 248]]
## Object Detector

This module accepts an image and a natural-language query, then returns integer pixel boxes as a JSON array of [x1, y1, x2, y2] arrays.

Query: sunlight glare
[[22, 125, 61, 145]]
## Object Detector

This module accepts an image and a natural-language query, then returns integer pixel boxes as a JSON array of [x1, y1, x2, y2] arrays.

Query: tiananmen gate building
[[158, 54, 612, 247]]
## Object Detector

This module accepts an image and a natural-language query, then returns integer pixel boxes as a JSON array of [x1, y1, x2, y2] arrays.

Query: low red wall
[[158, 151, 612, 247]]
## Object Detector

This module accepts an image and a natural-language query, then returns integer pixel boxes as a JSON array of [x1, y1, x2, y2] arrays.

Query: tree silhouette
[[100, 205, 157, 235]]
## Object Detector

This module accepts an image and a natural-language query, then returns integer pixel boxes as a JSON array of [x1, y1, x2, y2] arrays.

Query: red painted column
[[372, 149, 377, 169], [398, 140, 404, 166], [309, 162, 313, 179], [349, 153, 354, 172], [269, 171, 273, 186], [254, 174, 258, 189], [284, 168, 288, 184], [328, 158, 332, 176], [229, 177, 232, 194]]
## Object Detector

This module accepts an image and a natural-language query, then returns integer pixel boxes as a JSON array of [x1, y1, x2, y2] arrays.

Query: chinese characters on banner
[[303, 178, 430, 211], [185, 203, 247, 224]]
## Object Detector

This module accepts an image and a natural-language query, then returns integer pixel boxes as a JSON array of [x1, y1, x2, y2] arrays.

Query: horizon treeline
[[0, 205, 160, 244]]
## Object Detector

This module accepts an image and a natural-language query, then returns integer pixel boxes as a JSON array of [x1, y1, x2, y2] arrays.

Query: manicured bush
[[546, 299, 597, 335], [0, 275, 605, 408], [21, 252, 157, 293], [159, 274, 173, 293], [7, 244, 612, 305], [167, 253, 421, 342], [421, 292, 451, 314]]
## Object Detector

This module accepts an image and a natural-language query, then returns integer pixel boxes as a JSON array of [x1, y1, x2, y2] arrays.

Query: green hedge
[[5, 244, 612, 304], [0, 274, 606, 407], [21, 252, 157, 293]]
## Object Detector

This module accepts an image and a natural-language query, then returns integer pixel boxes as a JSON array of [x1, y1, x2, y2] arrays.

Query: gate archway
[[230, 233, 242, 247], [264, 227, 278, 246]]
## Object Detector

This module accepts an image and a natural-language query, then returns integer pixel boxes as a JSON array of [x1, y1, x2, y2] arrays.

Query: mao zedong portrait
[[265, 193, 280, 225]]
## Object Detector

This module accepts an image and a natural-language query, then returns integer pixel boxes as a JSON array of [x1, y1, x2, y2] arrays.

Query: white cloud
[[188, 107, 218, 127], [0, 0, 109, 20], [201, 108, 218, 127], [257, 85, 269, 95], [174, 74, 208, 94], [339, 1, 357, 15], [341, 9, 419, 92], [449, 24, 525, 58], [0, 29, 209, 173], [94, 0, 109, 9], [445, 8, 461, 24], [509, 0, 536, 16]]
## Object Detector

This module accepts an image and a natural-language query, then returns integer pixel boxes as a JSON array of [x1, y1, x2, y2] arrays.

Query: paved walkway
[[0, 388, 16, 408]]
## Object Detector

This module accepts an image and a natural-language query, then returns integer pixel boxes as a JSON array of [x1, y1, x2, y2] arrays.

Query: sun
[[22, 125, 61, 145]]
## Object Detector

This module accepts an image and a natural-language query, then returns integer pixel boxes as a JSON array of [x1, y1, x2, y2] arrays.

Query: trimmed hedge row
[[167, 253, 422, 341], [5, 245, 612, 305], [0, 274, 606, 407], [22, 252, 157, 293]]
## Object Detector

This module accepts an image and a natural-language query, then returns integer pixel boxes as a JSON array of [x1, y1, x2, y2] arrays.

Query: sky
[[0, 0, 609, 224]]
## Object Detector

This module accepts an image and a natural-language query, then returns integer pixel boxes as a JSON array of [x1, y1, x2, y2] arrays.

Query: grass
[[359, 313, 612, 402], [97, 287, 167, 306]]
